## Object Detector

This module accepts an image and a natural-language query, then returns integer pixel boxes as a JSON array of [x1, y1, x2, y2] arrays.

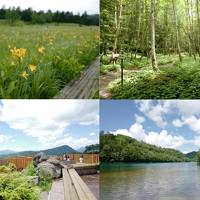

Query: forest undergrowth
[[101, 54, 200, 99]]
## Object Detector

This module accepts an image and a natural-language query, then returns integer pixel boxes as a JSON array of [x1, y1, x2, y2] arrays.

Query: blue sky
[[100, 100, 200, 153], [0, 0, 99, 14], [0, 100, 99, 152]]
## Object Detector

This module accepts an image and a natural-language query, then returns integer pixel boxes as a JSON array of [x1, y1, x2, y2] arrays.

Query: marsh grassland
[[0, 22, 99, 98]]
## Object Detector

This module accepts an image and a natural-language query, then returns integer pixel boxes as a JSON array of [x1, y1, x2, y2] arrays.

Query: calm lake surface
[[101, 163, 200, 200]]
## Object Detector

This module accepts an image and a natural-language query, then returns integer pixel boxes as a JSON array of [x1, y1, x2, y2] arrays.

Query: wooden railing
[[0, 154, 99, 170], [62, 167, 96, 200], [7, 156, 33, 170]]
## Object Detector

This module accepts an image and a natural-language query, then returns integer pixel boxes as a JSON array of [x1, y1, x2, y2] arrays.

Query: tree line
[[100, 132, 190, 163], [0, 6, 99, 26], [101, 0, 200, 70]]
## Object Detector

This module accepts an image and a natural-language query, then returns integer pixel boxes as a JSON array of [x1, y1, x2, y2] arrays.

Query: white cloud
[[0, 0, 99, 14], [137, 100, 170, 127], [115, 100, 200, 151], [129, 123, 146, 141], [0, 134, 8, 143], [0, 100, 99, 147], [145, 130, 186, 149], [112, 129, 132, 137], [181, 116, 200, 134], [90, 132, 96, 136], [175, 101, 200, 116], [135, 114, 145, 124], [172, 119, 183, 127], [194, 136, 200, 148], [48, 136, 98, 149], [113, 119, 187, 149], [172, 115, 200, 135]]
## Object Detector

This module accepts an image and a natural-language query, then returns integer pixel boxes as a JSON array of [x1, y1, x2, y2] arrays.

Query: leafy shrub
[[23, 162, 53, 192], [38, 169, 53, 191], [0, 163, 16, 173], [0, 172, 40, 200], [23, 162, 37, 176]]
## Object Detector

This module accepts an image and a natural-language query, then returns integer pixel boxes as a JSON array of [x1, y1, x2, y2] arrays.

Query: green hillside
[[100, 132, 190, 163], [185, 151, 197, 161], [84, 144, 99, 153]]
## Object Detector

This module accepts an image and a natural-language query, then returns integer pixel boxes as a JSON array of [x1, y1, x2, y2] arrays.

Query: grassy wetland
[[0, 6, 99, 99]]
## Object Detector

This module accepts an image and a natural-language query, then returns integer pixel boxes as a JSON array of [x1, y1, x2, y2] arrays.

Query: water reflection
[[100, 163, 200, 200]]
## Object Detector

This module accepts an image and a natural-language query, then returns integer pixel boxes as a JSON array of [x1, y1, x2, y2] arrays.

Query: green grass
[[107, 54, 200, 99], [0, 22, 99, 98]]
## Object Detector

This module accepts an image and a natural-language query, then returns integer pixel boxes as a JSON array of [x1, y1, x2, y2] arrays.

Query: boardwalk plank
[[55, 58, 99, 99], [69, 169, 96, 200], [62, 168, 96, 200]]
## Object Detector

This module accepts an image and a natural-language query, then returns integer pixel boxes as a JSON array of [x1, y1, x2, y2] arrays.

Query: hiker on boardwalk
[[79, 155, 84, 163], [67, 155, 70, 161], [63, 154, 67, 160]]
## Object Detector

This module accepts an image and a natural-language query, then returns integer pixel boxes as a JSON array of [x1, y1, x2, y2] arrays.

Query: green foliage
[[38, 169, 53, 191], [185, 151, 198, 161], [84, 144, 100, 153], [23, 162, 37, 176], [0, 7, 99, 26], [23, 162, 52, 191], [0, 163, 16, 173], [0, 172, 40, 200], [100, 132, 189, 163], [109, 55, 200, 99], [197, 151, 200, 164]]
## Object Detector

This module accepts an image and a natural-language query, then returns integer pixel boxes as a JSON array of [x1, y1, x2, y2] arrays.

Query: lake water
[[100, 163, 200, 200]]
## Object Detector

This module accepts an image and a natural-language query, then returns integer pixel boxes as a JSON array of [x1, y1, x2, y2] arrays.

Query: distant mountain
[[43, 145, 77, 155], [0, 150, 17, 156], [77, 147, 86, 153], [101, 132, 190, 163], [0, 145, 77, 159], [185, 151, 197, 161]]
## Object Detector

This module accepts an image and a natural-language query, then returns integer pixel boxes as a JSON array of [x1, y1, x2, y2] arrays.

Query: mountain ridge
[[0, 145, 77, 159]]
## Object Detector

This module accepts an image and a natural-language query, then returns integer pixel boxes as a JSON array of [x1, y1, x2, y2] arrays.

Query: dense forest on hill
[[0, 6, 99, 25], [185, 151, 198, 161], [84, 144, 100, 153], [100, 0, 200, 99], [100, 132, 190, 163]]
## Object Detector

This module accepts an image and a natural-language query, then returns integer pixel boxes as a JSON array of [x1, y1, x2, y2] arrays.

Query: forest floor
[[100, 54, 200, 99]]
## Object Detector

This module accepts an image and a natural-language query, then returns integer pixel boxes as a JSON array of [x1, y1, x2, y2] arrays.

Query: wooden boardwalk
[[54, 58, 99, 99], [62, 168, 97, 200]]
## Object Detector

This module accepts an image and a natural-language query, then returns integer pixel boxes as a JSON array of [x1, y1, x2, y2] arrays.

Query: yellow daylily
[[20, 71, 29, 80], [37, 46, 45, 54], [11, 47, 26, 60], [29, 64, 37, 72]]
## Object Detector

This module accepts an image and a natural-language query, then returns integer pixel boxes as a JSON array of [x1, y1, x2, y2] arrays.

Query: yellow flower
[[38, 46, 45, 53], [29, 64, 37, 72], [10, 47, 26, 60], [20, 71, 29, 80]]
